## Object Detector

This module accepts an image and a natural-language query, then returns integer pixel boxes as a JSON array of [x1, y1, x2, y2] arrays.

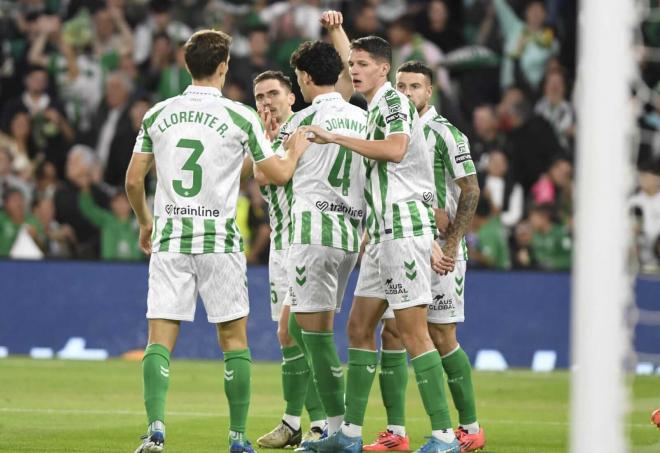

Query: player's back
[[134, 85, 272, 254], [283, 92, 367, 252]]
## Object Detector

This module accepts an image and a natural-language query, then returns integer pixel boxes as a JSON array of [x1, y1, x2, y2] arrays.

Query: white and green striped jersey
[[133, 85, 274, 254], [259, 147, 293, 252], [365, 82, 436, 244], [277, 92, 367, 252], [421, 106, 477, 261]]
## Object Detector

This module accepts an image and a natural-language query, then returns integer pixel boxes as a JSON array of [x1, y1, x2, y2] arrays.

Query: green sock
[[301, 331, 345, 417], [142, 343, 170, 426], [288, 313, 327, 422], [282, 345, 309, 417], [442, 347, 477, 425], [379, 350, 408, 426], [224, 348, 252, 433], [411, 350, 452, 430], [344, 348, 378, 426]]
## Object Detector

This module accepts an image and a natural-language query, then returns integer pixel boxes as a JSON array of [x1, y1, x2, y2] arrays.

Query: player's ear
[[288, 91, 295, 106], [381, 62, 391, 78], [217, 59, 229, 77]]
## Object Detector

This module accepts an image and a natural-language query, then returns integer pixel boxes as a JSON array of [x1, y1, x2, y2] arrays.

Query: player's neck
[[363, 78, 388, 104], [308, 85, 336, 102], [192, 75, 224, 91], [418, 104, 430, 117]]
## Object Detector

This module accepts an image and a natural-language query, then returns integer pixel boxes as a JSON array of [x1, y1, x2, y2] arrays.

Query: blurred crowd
[[0, 0, 658, 273]]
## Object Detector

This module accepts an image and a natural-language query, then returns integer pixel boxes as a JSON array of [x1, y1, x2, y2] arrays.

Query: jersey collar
[[419, 105, 437, 125], [312, 91, 343, 105], [183, 85, 223, 98], [367, 81, 393, 111]]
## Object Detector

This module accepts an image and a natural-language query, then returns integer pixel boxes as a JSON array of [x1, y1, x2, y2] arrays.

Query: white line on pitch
[[0, 407, 652, 429]]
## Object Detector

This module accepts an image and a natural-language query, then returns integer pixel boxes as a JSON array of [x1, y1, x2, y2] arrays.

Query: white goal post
[[571, 0, 636, 452]]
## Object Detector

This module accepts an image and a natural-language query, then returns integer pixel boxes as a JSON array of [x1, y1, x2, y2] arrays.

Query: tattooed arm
[[442, 174, 480, 260]]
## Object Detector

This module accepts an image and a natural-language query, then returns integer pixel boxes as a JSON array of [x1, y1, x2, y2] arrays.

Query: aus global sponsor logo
[[429, 293, 455, 311], [165, 204, 220, 217], [385, 278, 408, 296], [315, 200, 364, 219]]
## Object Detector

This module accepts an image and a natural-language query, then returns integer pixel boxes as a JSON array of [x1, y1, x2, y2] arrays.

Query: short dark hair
[[184, 30, 232, 80], [253, 70, 293, 92], [397, 60, 433, 84], [290, 41, 343, 86], [350, 35, 391, 64]]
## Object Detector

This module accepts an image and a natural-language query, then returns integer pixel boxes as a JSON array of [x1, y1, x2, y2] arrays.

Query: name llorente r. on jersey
[[365, 82, 436, 244], [133, 85, 274, 254], [278, 92, 367, 252], [420, 106, 477, 261]]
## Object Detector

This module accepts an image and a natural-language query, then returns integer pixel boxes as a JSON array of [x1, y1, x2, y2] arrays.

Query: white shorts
[[427, 260, 466, 324], [147, 252, 249, 323], [354, 234, 433, 311], [269, 248, 290, 321], [381, 260, 466, 322], [286, 244, 358, 313]]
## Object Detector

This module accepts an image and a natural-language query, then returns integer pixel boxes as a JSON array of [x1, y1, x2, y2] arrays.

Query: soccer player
[[126, 29, 309, 453], [302, 26, 460, 453], [251, 70, 328, 448], [273, 39, 367, 441], [363, 61, 485, 452]]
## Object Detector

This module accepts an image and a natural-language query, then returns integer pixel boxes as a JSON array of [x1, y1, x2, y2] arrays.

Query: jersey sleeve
[[380, 90, 412, 138], [229, 106, 275, 163], [132, 122, 153, 154], [439, 123, 476, 181]]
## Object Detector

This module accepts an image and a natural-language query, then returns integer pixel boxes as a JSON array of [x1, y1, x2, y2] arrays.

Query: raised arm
[[125, 152, 154, 254], [320, 10, 353, 101]]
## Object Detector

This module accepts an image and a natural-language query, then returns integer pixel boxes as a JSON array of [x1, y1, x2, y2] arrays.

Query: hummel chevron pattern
[[455, 276, 464, 297], [224, 370, 235, 381], [366, 365, 377, 374], [159, 366, 169, 378], [331, 366, 343, 378], [404, 260, 417, 281], [296, 266, 306, 286]]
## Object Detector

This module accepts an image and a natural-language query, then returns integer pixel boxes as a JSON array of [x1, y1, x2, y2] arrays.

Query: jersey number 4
[[328, 146, 352, 196], [173, 138, 204, 197]]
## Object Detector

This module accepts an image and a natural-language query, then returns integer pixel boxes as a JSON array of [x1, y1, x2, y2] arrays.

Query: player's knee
[[381, 323, 403, 350], [347, 316, 375, 348], [428, 324, 457, 353], [398, 328, 432, 353]]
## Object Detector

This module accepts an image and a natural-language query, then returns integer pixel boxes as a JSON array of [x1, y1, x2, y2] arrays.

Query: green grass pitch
[[0, 358, 659, 452]]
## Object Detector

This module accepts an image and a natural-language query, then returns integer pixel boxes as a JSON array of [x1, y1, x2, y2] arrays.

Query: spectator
[[133, 0, 192, 66], [92, 6, 134, 73], [500, 92, 562, 192], [228, 25, 278, 107], [87, 71, 135, 187], [511, 220, 534, 269], [480, 150, 524, 229], [54, 145, 110, 259], [345, 3, 385, 39], [630, 165, 660, 273], [33, 160, 59, 202], [0, 111, 35, 179], [470, 104, 507, 169], [0, 147, 32, 209], [493, 0, 559, 92], [534, 68, 575, 151], [530, 156, 572, 221], [528, 204, 572, 271], [1, 65, 74, 178], [416, 0, 465, 53], [78, 177, 142, 261], [388, 15, 453, 98], [157, 39, 192, 100], [0, 188, 44, 257], [467, 196, 511, 270], [259, 0, 322, 41], [142, 32, 174, 93], [32, 196, 76, 258]]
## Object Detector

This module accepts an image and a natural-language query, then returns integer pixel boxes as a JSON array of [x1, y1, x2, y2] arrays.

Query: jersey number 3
[[173, 138, 204, 197]]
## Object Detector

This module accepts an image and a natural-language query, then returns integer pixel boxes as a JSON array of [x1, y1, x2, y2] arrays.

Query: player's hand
[[284, 128, 311, 156], [320, 10, 343, 29], [259, 107, 279, 142], [434, 208, 450, 238], [139, 222, 153, 256], [431, 240, 455, 274], [299, 125, 335, 145]]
